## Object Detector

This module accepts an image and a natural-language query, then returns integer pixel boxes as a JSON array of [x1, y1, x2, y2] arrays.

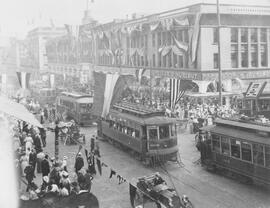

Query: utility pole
[[217, 0, 222, 105]]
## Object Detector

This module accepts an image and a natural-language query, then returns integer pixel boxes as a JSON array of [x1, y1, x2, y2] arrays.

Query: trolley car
[[97, 102, 179, 165], [56, 92, 94, 126], [238, 81, 270, 118], [198, 117, 270, 184]]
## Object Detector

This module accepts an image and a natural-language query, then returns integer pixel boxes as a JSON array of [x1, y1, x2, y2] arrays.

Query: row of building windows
[[212, 134, 270, 168], [230, 28, 268, 68]]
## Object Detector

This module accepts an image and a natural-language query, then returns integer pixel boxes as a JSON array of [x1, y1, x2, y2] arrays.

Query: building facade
[[24, 27, 67, 76], [46, 3, 270, 93]]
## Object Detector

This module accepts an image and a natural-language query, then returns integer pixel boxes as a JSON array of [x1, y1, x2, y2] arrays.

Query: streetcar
[[31, 88, 57, 106], [198, 116, 270, 184], [238, 81, 270, 118], [56, 92, 94, 126], [97, 102, 179, 165]]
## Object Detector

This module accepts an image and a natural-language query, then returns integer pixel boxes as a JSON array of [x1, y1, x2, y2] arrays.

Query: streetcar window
[[241, 142, 252, 162], [171, 124, 176, 136], [212, 134, 220, 153], [148, 128, 158, 140], [230, 139, 240, 158], [252, 144, 264, 166], [221, 137, 230, 156], [265, 146, 270, 168], [159, 125, 169, 139]]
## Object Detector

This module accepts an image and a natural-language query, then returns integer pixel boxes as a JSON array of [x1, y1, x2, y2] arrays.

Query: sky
[[0, 0, 270, 38]]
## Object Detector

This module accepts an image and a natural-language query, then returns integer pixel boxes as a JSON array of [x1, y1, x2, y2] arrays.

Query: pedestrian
[[20, 153, 28, 177], [74, 152, 84, 174], [39, 127, 47, 147], [36, 151, 45, 174], [41, 154, 50, 177], [24, 135, 33, 156], [40, 110, 44, 124], [61, 156, 68, 172], [29, 148, 37, 177], [90, 137, 95, 153], [87, 152, 96, 175], [44, 107, 48, 121], [49, 163, 61, 186], [24, 164, 34, 192], [33, 134, 43, 153], [60, 171, 71, 193], [19, 132, 27, 148]]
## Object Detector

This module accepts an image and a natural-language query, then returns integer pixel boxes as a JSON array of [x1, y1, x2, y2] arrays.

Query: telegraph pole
[[217, 0, 222, 105]]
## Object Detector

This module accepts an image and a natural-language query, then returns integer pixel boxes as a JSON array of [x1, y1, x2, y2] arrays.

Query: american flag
[[170, 78, 185, 109]]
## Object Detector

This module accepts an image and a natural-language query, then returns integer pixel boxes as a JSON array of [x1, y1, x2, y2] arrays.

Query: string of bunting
[[69, 135, 167, 207]]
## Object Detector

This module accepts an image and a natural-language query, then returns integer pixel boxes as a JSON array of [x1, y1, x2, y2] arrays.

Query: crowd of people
[[14, 120, 100, 200], [10, 96, 100, 201]]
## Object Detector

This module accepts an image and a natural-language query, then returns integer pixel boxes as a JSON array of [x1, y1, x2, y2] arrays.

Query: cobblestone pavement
[[20, 126, 270, 208]]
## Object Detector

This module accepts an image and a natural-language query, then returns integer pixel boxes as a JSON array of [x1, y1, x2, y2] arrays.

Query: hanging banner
[[16, 72, 31, 89], [50, 74, 55, 88]]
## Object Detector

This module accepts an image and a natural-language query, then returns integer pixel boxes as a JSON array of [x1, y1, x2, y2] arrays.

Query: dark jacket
[[24, 165, 34, 182], [41, 158, 50, 176], [74, 156, 84, 172], [29, 152, 37, 165]]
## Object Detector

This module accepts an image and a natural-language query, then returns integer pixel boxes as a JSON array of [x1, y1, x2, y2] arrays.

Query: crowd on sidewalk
[[11, 104, 100, 200]]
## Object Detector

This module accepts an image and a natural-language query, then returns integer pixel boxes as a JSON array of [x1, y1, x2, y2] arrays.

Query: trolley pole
[[217, 0, 222, 106]]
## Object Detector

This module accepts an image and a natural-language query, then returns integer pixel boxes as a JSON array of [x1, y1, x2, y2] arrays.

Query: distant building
[[23, 27, 66, 75]]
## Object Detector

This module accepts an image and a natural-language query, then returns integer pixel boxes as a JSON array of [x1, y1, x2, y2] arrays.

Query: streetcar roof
[[215, 118, 270, 133], [76, 97, 93, 103], [201, 125, 270, 145], [109, 109, 176, 125], [60, 91, 92, 99]]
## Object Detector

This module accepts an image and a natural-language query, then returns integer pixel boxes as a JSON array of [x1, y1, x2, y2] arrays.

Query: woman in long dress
[[20, 154, 29, 177]]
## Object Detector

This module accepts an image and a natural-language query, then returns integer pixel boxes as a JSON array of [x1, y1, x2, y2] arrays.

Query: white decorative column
[[223, 79, 232, 107], [222, 79, 232, 92]]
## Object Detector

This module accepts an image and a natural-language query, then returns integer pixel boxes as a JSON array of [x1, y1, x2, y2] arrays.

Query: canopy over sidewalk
[[0, 96, 43, 128]]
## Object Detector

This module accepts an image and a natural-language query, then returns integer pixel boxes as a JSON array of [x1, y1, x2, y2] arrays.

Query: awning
[[185, 92, 240, 98], [0, 96, 43, 128]]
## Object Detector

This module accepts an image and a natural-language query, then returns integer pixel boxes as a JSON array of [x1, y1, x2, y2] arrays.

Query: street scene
[[1, 0, 270, 208]]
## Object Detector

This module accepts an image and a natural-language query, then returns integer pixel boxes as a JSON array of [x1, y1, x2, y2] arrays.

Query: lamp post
[[217, 0, 222, 106]]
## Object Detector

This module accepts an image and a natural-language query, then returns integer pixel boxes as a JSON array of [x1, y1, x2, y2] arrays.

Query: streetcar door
[[146, 126, 159, 151]]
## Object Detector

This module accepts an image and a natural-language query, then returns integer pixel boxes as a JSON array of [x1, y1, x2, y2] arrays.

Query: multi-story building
[[24, 27, 66, 76], [46, 3, 270, 94]]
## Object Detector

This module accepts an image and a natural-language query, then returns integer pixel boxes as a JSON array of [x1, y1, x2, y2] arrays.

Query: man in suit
[[41, 154, 50, 177]]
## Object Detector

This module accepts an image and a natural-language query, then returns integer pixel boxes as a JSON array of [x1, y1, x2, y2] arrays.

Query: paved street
[[22, 126, 270, 208]]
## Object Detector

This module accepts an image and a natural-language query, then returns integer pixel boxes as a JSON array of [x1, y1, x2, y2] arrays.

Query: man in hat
[[29, 148, 37, 177], [74, 152, 84, 174], [41, 154, 50, 177]]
